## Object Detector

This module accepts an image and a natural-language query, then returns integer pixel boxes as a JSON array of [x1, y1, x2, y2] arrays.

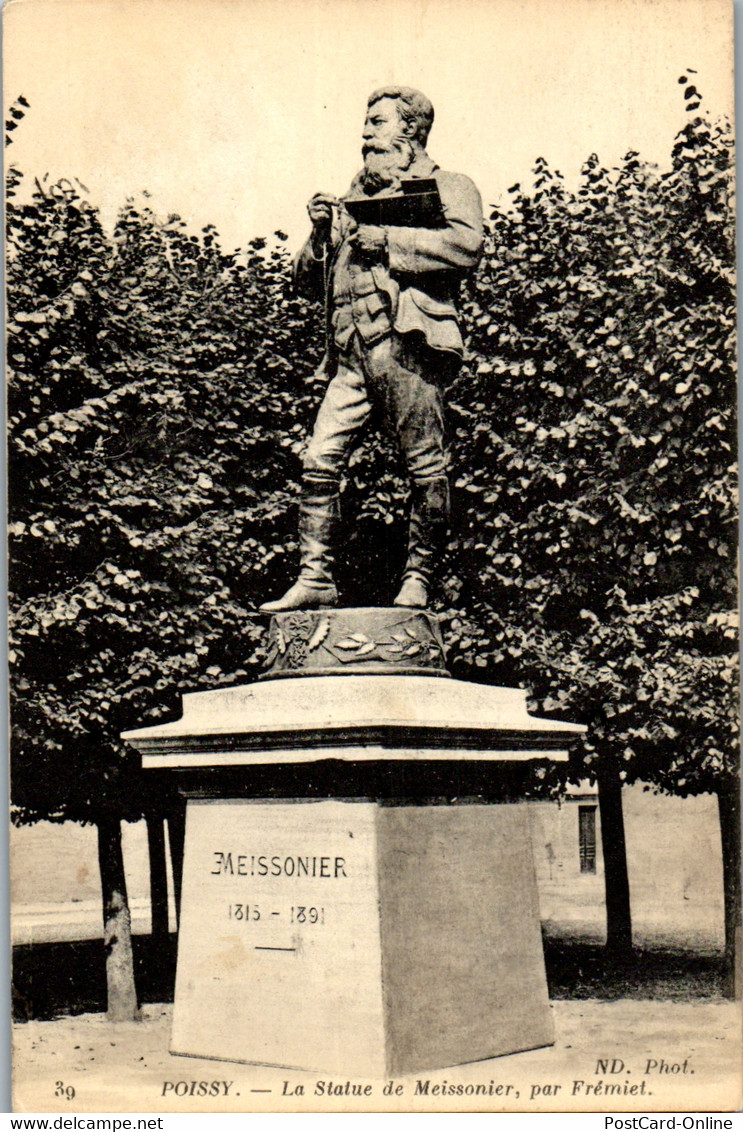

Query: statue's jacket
[[294, 152, 484, 366]]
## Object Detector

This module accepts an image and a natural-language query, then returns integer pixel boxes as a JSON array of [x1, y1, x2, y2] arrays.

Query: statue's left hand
[[349, 224, 387, 255]]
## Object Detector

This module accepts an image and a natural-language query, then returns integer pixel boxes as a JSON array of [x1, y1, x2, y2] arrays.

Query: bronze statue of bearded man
[[261, 86, 483, 612]]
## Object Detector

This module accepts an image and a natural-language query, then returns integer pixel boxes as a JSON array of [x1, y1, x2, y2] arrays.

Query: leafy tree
[[5, 94, 29, 148]]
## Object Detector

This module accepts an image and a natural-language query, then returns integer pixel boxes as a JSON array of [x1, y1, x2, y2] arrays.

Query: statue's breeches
[[303, 332, 456, 482]]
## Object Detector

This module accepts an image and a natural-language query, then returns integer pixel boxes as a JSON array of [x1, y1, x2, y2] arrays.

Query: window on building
[[578, 805, 597, 873]]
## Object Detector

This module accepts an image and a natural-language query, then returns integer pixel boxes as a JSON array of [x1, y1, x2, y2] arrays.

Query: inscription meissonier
[[210, 852, 348, 878]]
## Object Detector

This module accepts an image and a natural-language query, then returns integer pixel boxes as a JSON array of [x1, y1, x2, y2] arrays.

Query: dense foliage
[[8, 78, 737, 828], [444, 76, 737, 802], [8, 193, 323, 820]]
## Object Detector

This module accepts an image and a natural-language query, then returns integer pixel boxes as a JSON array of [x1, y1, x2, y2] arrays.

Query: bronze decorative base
[[261, 607, 448, 678]]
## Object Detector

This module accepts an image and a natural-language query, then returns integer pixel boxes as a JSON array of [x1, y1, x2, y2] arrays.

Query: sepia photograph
[[5, 0, 740, 1115]]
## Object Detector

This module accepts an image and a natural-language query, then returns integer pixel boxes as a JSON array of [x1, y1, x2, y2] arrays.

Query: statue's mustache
[[363, 142, 394, 157], [362, 136, 412, 156]]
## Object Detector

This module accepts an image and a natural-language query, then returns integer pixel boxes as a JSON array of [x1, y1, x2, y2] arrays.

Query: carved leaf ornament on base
[[262, 608, 448, 678]]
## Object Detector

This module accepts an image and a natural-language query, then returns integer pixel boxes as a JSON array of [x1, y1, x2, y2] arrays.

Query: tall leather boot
[[259, 474, 340, 612], [393, 474, 450, 609]]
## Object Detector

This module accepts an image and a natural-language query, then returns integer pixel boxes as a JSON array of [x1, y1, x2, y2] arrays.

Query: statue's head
[[364, 86, 434, 152], [360, 87, 434, 192]]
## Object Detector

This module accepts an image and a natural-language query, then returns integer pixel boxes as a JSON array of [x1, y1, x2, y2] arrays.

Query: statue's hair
[[367, 86, 434, 147]]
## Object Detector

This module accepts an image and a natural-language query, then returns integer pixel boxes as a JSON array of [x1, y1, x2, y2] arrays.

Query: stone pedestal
[[171, 799, 551, 1075], [123, 608, 584, 1075]]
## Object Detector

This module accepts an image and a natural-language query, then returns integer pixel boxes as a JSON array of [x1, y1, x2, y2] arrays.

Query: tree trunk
[[167, 797, 187, 930], [717, 781, 741, 999], [146, 816, 169, 939], [97, 815, 139, 1021], [597, 763, 633, 957]]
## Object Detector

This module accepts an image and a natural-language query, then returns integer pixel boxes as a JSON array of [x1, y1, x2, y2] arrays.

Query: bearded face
[[360, 97, 417, 193], [361, 140, 415, 193]]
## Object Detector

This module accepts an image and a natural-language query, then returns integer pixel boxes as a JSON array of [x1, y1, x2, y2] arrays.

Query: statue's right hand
[[308, 192, 338, 228]]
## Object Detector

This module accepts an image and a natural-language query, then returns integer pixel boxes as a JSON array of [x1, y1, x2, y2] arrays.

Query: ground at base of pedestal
[[11, 1000, 741, 1113]]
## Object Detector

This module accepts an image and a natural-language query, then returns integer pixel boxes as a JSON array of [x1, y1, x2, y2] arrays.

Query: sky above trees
[[4, 0, 734, 252]]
